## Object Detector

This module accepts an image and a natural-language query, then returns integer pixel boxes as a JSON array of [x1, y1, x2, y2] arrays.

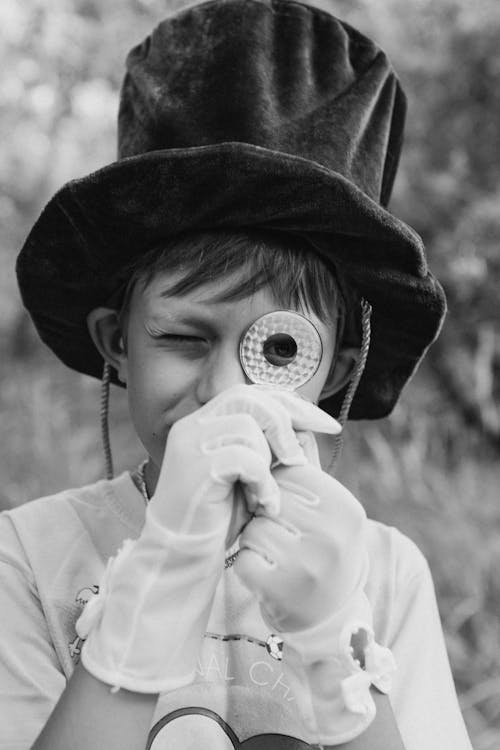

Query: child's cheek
[[128, 356, 201, 444]]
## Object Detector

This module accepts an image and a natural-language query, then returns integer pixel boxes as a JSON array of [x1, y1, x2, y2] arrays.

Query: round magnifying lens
[[239, 310, 323, 390]]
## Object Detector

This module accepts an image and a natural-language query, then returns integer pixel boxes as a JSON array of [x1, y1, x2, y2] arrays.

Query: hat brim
[[17, 142, 446, 419]]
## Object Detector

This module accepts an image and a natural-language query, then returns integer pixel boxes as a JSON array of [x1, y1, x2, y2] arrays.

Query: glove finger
[[212, 445, 281, 518], [233, 545, 276, 598], [253, 386, 342, 435], [233, 535, 296, 629], [202, 386, 307, 465], [295, 430, 322, 467], [238, 514, 299, 567], [199, 413, 272, 466], [273, 464, 367, 542]]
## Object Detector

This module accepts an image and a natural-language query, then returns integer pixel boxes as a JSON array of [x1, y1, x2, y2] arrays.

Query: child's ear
[[319, 345, 360, 400], [87, 308, 128, 384]]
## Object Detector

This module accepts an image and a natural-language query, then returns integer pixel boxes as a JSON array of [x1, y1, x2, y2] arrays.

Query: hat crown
[[119, 0, 406, 206], [18, 0, 445, 421]]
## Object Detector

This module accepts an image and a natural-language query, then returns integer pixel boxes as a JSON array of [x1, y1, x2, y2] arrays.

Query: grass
[[1, 347, 498, 748]]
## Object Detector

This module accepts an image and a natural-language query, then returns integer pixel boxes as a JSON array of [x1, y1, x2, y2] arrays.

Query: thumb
[[295, 430, 321, 467]]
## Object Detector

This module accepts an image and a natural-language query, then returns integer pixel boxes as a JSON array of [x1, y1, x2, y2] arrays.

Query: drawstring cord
[[100, 362, 114, 480], [327, 299, 372, 474]]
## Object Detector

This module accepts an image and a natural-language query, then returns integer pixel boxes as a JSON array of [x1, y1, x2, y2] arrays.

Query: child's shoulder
[[366, 519, 430, 583], [364, 519, 434, 641], [0, 472, 144, 579]]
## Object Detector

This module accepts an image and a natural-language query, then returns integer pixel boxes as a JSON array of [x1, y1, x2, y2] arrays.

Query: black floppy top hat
[[17, 0, 446, 419]]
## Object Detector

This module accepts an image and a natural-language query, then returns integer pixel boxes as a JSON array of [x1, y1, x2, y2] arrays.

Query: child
[[1, 1, 472, 748]]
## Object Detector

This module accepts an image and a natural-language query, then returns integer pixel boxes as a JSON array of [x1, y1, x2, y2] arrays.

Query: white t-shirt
[[0, 473, 472, 749]]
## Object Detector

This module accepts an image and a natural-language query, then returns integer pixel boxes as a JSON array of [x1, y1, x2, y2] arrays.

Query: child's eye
[[155, 334, 210, 355], [162, 334, 200, 341], [159, 334, 206, 344], [145, 324, 209, 351]]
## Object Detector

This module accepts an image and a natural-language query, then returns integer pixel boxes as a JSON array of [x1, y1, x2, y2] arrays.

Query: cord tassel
[[100, 362, 114, 480], [328, 300, 372, 473]]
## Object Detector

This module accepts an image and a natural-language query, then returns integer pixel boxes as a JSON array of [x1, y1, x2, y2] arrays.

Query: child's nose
[[195, 343, 251, 404]]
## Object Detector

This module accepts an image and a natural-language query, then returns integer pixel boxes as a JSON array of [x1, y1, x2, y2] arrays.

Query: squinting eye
[[162, 334, 202, 342], [157, 334, 208, 348]]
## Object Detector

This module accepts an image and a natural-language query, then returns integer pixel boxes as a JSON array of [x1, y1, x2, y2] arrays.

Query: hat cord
[[100, 362, 114, 480], [327, 299, 372, 474]]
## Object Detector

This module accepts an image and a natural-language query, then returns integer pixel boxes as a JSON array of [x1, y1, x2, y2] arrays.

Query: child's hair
[[116, 229, 353, 356]]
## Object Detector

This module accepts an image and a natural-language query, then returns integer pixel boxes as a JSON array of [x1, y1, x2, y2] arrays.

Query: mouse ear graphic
[[147, 707, 319, 749], [243, 737, 318, 749], [148, 708, 239, 749]]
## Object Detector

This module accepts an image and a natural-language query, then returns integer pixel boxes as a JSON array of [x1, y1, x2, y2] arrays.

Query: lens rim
[[239, 310, 323, 389]]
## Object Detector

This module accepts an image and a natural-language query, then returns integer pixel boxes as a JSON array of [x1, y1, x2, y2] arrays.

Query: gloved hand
[[150, 384, 342, 545], [76, 384, 341, 694], [234, 459, 396, 745]]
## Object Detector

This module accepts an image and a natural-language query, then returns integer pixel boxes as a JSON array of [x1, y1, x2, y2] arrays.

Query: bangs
[[123, 229, 346, 326]]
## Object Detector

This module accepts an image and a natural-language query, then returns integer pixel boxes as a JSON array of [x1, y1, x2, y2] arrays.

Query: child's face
[[118, 269, 337, 471]]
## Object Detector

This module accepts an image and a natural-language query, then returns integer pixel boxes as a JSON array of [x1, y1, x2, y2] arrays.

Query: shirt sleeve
[[389, 551, 473, 750], [0, 515, 66, 749]]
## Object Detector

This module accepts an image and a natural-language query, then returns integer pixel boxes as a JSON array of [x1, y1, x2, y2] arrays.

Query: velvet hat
[[16, 0, 446, 419]]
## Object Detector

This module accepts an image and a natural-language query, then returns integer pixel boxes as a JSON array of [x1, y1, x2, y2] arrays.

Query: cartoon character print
[[147, 707, 321, 749], [69, 584, 99, 660], [75, 584, 100, 606]]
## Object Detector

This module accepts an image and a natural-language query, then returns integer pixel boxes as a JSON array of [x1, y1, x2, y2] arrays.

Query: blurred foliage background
[[0, 0, 499, 746]]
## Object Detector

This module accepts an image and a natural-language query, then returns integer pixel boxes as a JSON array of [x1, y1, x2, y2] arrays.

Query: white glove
[[234, 461, 396, 745], [76, 385, 341, 693], [150, 384, 341, 544]]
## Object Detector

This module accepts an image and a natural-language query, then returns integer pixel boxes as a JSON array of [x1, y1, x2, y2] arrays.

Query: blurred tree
[[395, 1, 500, 444], [0, 0, 188, 342]]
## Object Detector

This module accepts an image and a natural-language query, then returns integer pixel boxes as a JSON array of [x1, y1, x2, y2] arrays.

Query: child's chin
[[225, 482, 253, 550]]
